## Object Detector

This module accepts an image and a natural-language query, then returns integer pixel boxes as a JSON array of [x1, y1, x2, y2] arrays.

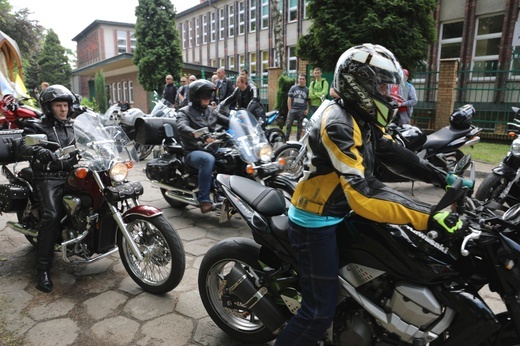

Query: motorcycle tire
[[198, 237, 277, 343], [160, 188, 189, 209], [118, 214, 185, 294], [475, 173, 508, 205], [273, 143, 304, 181], [265, 128, 286, 150], [135, 143, 154, 161]]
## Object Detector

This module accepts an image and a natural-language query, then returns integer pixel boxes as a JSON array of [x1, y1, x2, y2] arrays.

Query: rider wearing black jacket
[[176, 80, 229, 213], [219, 75, 266, 121], [18, 85, 78, 293]]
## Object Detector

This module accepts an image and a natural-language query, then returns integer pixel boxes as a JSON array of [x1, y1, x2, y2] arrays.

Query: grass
[[461, 140, 511, 165]]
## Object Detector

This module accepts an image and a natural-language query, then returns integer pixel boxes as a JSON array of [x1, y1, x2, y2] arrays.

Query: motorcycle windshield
[[150, 99, 175, 118], [74, 110, 139, 171], [228, 109, 271, 163]]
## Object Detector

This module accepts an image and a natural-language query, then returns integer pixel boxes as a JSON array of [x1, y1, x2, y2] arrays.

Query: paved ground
[[0, 158, 503, 346]]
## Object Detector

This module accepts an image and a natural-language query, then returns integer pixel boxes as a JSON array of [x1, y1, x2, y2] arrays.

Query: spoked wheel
[[273, 143, 304, 180], [135, 143, 154, 160], [198, 238, 277, 343], [118, 214, 185, 294], [475, 173, 508, 205]]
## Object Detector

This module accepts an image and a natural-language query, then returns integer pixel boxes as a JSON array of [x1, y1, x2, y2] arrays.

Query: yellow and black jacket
[[291, 100, 442, 231]]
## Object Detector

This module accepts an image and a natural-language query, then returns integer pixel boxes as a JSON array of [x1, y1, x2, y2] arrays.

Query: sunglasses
[[190, 79, 196, 82], [181, 80, 187, 83]]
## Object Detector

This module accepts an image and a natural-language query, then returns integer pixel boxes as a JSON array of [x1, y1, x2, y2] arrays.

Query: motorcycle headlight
[[256, 143, 273, 162], [109, 162, 128, 182], [511, 138, 520, 157]]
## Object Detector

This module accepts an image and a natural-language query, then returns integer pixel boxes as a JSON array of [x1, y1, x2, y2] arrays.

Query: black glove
[[427, 211, 466, 242], [33, 147, 56, 164]]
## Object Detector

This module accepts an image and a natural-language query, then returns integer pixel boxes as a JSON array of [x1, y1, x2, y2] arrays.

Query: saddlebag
[[0, 130, 23, 164], [135, 117, 180, 145], [0, 183, 29, 212], [146, 155, 181, 181], [103, 181, 144, 203]]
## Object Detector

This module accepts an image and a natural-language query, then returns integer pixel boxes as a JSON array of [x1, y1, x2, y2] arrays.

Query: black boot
[[36, 270, 53, 293]]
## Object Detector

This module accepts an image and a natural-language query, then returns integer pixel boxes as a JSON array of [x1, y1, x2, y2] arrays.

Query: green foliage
[[94, 70, 108, 113], [81, 96, 98, 112], [461, 141, 510, 165], [38, 29, 72, 88], [133, 0, 183, 92], [297, 0, 437, 72], [275, 75, 296, 125]]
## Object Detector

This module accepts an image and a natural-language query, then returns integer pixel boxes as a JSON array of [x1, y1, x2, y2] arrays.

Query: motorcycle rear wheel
[[475, 173, 507, 205], [198, 237, 277, 343], [118, 214, 185, 294], [273, 143, 304, 180]]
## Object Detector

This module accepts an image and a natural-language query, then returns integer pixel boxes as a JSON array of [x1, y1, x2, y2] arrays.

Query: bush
[[275, 75, 295, 128], [81, 97, 98, 112]]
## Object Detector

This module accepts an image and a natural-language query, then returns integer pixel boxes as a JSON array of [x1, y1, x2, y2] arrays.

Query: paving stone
[[29, 298, 75, 320], [25, 318, 79, 346], [124, 292, 177, 321], [84, 291, 128, 320], [91, 316, 139, 345]]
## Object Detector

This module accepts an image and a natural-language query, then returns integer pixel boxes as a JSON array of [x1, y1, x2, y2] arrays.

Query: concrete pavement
[[0, 159, 502, 346]]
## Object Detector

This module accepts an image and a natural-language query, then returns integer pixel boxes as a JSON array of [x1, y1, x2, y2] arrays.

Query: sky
[[9, 0, 201, 51]]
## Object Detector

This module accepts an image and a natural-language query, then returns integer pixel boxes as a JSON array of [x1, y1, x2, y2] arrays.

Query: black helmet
[[39, 84, 76, 118], [450, 104, 475, 129], [333, 43, 403, 127], [189, 80, 215, 110]]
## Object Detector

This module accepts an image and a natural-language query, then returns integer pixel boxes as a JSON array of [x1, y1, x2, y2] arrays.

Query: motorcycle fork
[[91, 171, 143, 262]]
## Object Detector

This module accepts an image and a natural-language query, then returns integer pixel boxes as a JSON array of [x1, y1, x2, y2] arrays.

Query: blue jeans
[[275, 221, 339, 346], [185, 150, 215, 203]]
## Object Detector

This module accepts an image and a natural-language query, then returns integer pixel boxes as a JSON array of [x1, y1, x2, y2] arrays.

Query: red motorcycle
[[0, 109, 185, 293], [0, 94, 42, 129]]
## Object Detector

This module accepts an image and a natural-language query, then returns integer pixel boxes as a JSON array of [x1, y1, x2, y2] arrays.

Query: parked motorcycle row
[[2, 91, 520, 344]]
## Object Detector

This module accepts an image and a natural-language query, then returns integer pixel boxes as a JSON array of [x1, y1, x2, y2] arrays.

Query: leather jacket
[[176, 105, 230, 152], [18, 115, 78, 176], [291, 100, 443, 231]]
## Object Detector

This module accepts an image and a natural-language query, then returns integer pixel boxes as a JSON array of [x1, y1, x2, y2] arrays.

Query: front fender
[[492, 165, 517, 178], [123, 205, 163, 219]]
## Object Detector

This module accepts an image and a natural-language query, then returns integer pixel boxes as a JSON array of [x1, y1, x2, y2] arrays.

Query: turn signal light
[[278, 157, 286, 166], [246, 164, 255, 175], [74, 167, 89, 179], [126, 160, 135, 169]]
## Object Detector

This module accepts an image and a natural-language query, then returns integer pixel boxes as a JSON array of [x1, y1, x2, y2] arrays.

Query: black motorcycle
[[136, 109, 295, 212], [475, 106, 520, 207], [198, 171, 520, 345]]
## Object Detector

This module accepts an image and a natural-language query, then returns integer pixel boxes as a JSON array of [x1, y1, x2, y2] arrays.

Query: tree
[[133, 0, 183, 92], [297, 0, 437, 72], [38, 29, 72, 88], [95, 70, 108, 113]]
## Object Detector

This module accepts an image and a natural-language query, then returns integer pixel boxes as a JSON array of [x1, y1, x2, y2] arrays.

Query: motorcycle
[[137, 109, 295, 212], [274, 101, 481, 182], [261, 109, 286, 149], [475, 106, 520, 207], [0, 94, 42, 129], [198, 169, 520, 345], [0, 110, 185, 294]]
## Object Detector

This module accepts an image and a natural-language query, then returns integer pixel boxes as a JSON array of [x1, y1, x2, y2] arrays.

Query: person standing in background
[[308, 67, 329, 117], [286, 74, 310, 141], [214, 68, 234, 105], [394, 68, 417, 126], [161, 75, 177, 106]]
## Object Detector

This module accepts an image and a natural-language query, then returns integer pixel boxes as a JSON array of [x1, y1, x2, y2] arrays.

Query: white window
[[238, 1, 245, 35], [261, 50, 269, 86], [219, 8, 225, 40], [229, 56, 235, 71], [189, 20, 193, 48], [203, 15, 208, 44], [111, 83, 116, 103], [239, 54, 245, 70], [219, 58, 225, 68], [249, 52, 257, 76], [210, 12, 216, 42], [123, 82, 128, 102], [182, 23, 186, 49], [128, 81, 134, 104], [288, 46, 297, 75], [210, 59, 216, 67], [196, 17, 200, 46], [129, 32, 136, 53], [228, 5, 235, 37], [249, 0, 257, 32], [261, 0, 269, 29], [472, 14, 504, 79], [117, 30, 127, 54], [117, 83, 121, 102], [439, 21, 463, 60], [288, 0, 298, 22]]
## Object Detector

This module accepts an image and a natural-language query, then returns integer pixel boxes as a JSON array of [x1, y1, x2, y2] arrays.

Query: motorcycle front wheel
[[118, 214, 185, 294], [198, 238, 277, 343], [475, 173, 508, 204], [273, 143, 304, 181]]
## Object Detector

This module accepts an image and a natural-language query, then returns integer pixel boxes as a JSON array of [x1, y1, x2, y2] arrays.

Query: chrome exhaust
[[6, 221, 38, 238], [151, 181, 198, 206]]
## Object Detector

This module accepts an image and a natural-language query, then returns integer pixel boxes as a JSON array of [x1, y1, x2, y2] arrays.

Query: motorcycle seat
[[228, 175, 286, 216], [422, 126, 471, 150]]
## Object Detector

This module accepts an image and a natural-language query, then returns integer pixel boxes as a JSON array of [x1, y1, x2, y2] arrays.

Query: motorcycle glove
[[446, 173, 475, 190], [427, 211, 466, 242], [33, 147, 57, 164]]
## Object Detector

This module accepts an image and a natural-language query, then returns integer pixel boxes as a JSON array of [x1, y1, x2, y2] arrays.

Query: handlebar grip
[[427, 231, 439, 240]]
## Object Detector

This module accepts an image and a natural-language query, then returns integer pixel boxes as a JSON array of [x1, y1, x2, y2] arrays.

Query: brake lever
[[460, 228, 481, 256]]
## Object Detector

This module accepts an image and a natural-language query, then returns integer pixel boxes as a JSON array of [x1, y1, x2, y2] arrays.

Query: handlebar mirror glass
[[193, 127, 209, 138], [25, 134, 48, 146]]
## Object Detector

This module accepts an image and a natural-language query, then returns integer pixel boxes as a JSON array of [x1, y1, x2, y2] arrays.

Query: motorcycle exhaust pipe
[[226, 262, 287, 334], [6, 221, 38, 238], [151, 182, 198, 206]]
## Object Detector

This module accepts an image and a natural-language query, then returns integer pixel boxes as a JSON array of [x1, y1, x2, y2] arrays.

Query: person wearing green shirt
[[308, 67, 329, 117]]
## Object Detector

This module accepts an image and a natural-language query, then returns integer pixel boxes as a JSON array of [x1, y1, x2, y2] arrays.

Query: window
[[261, 0, 269, 29], [128, 81, 134, 104], [228, 5, 235, 37], [219, 8, 225, 40], [117, 30, 127, 54], [123, 82, 128, 102], [288, 46, 297, 75], [261, 50, 269, 86], [249, 0, 257, 32], [196, 17, 200, 46], [229, 56, 235, 71], [210, 12, 216, 42], [202, 15, 208, 44], [239, 54, 245, 70], [111, 83, 116, 103], [249, 52, 257, 76], [439, 21, 463, 59], [238, 1, 245, 35], [288, 0, 298, 22], [189, 20, 193, 47], [129, 32, 136, 53], [472, 14, 504, 78], [182, 23, 186, 49], [210, 59, 216, 67], [219, 58, 225, 68], [304, 0, 310, 19], [117, 82, 121, 102]]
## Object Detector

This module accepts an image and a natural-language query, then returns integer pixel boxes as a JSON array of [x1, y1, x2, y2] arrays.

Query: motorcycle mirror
[[61, 145, 77, 156], [25, 134, 48, 146], [163, 124, 174, 138], [452, 154, 471, 174], [193, 127, 209, 139], [432, 178, 465, 214]]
